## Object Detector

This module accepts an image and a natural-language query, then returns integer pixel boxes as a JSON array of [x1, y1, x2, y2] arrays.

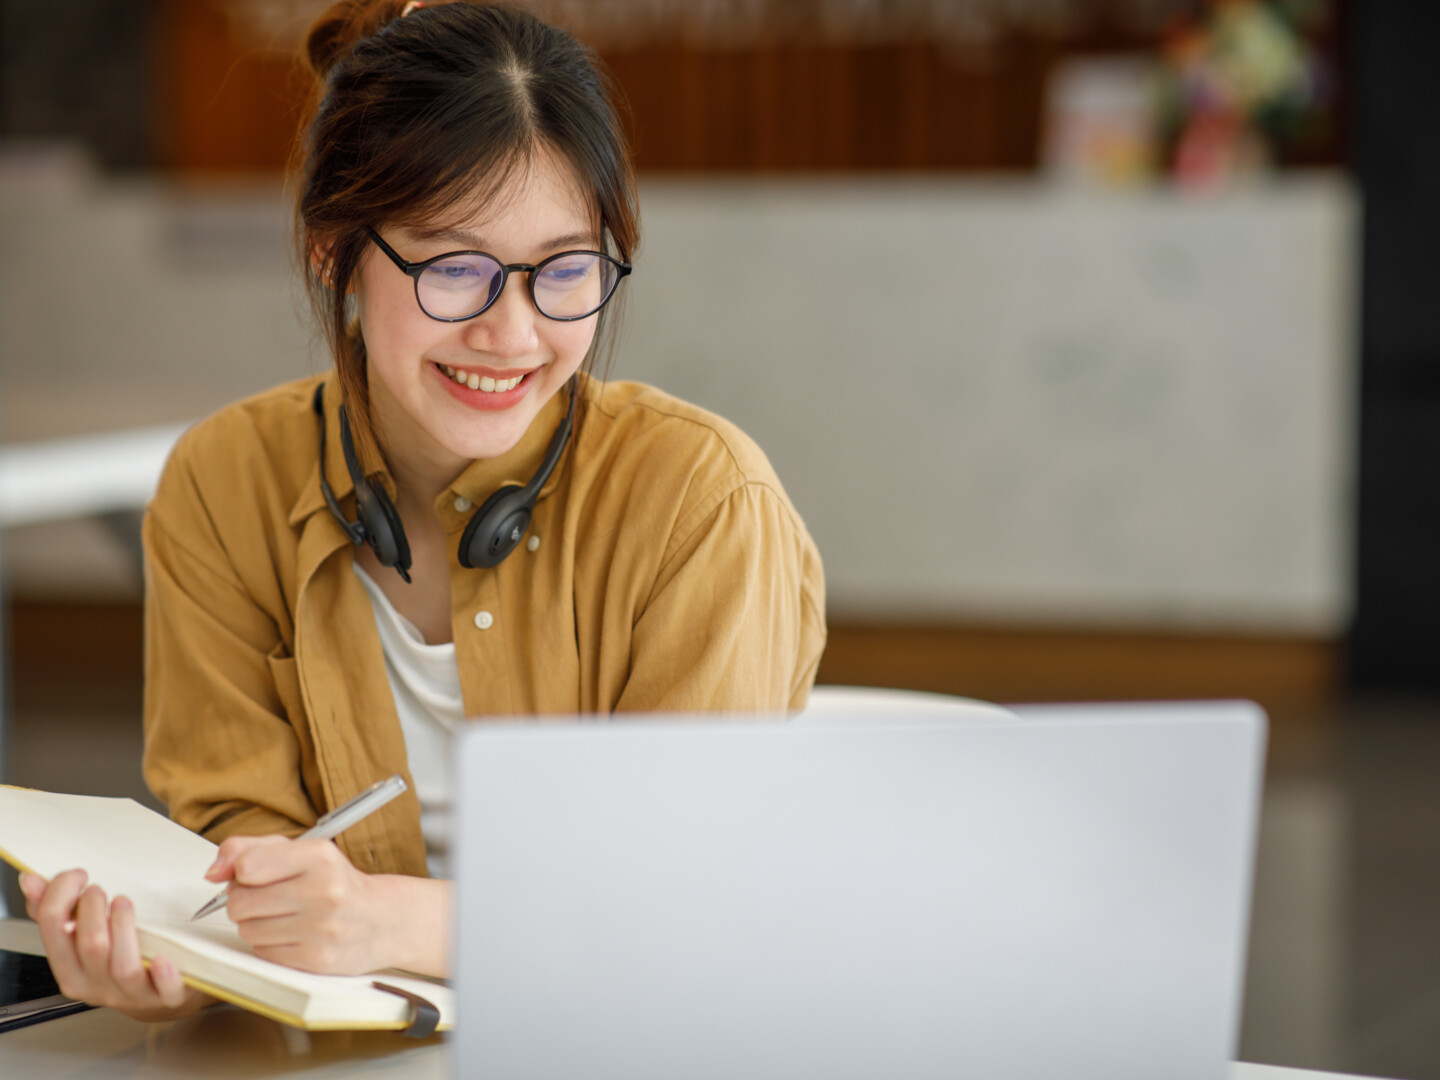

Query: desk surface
[[0, 921, 1377, 1080]]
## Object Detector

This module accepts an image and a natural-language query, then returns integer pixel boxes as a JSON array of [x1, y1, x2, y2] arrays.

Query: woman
[[20, 0, 825, 1020]]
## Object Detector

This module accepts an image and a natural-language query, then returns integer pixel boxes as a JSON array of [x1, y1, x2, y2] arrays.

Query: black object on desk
[[0, 949, 92, 1033]]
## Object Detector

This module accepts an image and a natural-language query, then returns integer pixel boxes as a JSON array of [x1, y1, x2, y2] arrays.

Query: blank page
[[0, 786, 219, 925]]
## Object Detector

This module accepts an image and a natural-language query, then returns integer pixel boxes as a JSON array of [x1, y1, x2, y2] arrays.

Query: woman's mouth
[[431, 362, 536, 411], [440, 364, 525, 393]]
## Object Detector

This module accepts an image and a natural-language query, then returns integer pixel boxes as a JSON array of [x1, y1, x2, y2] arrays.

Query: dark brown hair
[[296, 0, 639, 472]]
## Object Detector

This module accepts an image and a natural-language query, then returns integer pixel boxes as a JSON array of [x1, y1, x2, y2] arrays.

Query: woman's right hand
[[19, 870, 215, 1023]]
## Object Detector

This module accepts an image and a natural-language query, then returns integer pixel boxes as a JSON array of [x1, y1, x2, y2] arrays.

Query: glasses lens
[[533, 254, 618, 320], [416, 254, 504, 319]]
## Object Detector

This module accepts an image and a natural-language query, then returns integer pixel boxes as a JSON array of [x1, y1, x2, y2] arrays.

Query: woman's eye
[[423, 259, 493, 288], [539, 258, 595, 288]]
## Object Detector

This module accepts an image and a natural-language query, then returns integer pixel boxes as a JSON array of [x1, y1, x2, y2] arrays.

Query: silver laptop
[[453, 701, 1265, 1080]]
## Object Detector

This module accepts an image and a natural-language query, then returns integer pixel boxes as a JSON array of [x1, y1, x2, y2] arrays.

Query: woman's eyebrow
[[405, 225, 599, 252]]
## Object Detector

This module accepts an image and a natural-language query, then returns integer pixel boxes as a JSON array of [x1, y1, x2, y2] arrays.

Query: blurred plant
[[1158, 0, 1333, 189]]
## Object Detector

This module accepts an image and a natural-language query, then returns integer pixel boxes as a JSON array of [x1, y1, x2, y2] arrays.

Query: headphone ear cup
[[459, 484, 533, 569], [355, 480, 410, 571]]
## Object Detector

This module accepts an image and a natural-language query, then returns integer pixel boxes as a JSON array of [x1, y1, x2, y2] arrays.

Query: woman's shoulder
[[581, 379, 781, 490], [151, 375, 324, 529], [573, 379, 815, 559]]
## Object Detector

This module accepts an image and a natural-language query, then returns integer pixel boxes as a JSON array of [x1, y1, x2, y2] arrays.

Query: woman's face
[[355, 152, 600, 478]]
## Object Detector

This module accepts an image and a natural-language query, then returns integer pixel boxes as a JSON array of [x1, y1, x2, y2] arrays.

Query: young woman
[[19, 0, 825, 1020]]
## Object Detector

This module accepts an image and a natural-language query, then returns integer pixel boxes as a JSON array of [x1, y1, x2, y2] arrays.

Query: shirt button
[[527, 535, 541, 552], [473, 610, 494, 630], [453, 496, 473, 512]]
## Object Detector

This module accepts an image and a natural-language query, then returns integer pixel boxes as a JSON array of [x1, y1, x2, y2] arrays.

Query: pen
[[190, 774, 408, 921]]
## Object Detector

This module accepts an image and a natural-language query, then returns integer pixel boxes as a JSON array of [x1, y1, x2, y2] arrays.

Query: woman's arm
[[614, 480, 826, 713], [143, 502, 320, 845]]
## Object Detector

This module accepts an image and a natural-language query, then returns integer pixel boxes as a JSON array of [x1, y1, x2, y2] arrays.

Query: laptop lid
[[453, 701, 1265, 1080]]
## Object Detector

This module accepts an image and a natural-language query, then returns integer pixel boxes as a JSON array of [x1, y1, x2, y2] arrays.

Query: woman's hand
[[18, 870, 215, 1023], [207, 835, 449, 977]]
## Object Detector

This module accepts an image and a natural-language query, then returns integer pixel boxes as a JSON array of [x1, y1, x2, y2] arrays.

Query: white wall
[[1, 151, 1358, 632], [622, 176, 1358, 634]]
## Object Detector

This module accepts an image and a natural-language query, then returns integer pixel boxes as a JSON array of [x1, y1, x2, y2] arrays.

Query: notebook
[[453, 701, 1266, 1080], [0, 787, 451, 1033]]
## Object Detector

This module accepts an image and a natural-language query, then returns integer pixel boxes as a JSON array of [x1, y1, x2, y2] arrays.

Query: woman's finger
[[226, 876, 307, 923], [106, 896, 158, 1003], [71, 885, 114, 987], [149, 957, 190, 1010], [207, 834, 288, 883], [234, 911, 308, 951], [31, 870, 91, 999], [229, 837, 327, 890], [18, 872, 45, 917]]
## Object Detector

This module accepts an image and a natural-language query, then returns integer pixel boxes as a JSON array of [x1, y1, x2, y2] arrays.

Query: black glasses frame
[[365, 227, 631, 323]]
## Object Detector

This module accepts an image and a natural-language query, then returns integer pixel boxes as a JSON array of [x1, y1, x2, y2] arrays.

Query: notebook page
[[0, 786, 219, 924]]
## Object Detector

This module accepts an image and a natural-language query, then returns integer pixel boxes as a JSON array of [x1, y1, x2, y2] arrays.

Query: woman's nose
[[463, 273, 539, 357]]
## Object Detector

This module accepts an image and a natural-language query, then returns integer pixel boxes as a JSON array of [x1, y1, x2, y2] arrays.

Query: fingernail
[[112, 896, 132, 914], [62, 920, 77, 934]]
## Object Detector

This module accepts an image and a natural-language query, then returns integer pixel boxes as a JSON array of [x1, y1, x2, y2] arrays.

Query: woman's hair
[[296, 0, 639, 472]]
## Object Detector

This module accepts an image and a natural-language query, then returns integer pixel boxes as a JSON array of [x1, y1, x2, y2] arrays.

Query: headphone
[[312, 378, 576, 581]]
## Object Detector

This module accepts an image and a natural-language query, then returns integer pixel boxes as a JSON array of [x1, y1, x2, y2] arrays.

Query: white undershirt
[[352, 562, 461, 879]]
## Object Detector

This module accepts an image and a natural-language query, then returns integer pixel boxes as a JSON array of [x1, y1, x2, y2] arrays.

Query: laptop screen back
[[454, 702, 1265, 1080]]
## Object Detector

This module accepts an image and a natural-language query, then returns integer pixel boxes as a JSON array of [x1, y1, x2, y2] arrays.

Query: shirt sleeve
[[141, 456, 320, 844], [613, 480, 826, 714]]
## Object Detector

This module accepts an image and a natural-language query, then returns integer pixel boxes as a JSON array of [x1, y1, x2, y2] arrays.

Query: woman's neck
[[367, 386, 470, 519]]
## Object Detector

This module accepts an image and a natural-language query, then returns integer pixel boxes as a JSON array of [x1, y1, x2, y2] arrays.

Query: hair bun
[[304, 0, 411, 80]]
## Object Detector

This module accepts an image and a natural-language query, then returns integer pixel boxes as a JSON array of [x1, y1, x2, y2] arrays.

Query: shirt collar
[[290, 374, 355, 529]]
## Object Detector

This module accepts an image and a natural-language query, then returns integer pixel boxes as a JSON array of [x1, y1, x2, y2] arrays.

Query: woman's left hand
[[205, 836, 386, 975]]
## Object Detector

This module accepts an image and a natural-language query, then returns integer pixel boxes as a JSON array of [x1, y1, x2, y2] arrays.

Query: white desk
[[0, 424, 187, 528], [0, 921, 1378, 1080]]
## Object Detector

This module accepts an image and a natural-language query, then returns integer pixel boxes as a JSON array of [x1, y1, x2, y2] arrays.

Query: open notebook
[[0, 786, 452, 1032]]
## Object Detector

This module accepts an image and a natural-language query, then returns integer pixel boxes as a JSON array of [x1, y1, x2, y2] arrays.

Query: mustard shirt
[[141, 374, 826, 877]]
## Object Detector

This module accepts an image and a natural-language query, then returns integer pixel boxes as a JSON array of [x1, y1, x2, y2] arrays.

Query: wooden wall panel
[[148, 5, 1089, 175], [154, 0, 305, 174], [152, 4, 1340, 176], [9, 599, 1339, 737], [605, 40, 1052, 173]]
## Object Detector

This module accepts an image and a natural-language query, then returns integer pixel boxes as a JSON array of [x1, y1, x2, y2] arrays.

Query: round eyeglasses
[[365, 228, 631, 323]]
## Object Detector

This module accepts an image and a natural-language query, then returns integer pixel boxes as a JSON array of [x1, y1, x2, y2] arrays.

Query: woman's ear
[[309, 236, 337, 287]]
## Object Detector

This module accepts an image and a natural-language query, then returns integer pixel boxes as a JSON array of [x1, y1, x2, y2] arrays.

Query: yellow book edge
[[0, 816, 451, 1034]]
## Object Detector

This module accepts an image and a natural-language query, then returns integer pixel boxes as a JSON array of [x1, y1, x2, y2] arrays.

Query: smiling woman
[[19, 0, 825, 1024]]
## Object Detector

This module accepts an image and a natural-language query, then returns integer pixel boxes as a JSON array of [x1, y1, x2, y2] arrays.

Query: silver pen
[[190, 774, 408, 921]]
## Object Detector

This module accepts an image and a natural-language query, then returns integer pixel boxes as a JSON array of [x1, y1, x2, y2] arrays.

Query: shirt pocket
[[265, 643, 330, 820], [266, 644, 306, 727]]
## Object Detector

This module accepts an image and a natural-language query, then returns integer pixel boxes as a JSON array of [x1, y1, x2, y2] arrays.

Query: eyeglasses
[[365, 228, 631, 323]]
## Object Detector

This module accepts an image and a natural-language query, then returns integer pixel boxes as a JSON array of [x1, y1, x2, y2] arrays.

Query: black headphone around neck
[[312, 378, 576, 581]]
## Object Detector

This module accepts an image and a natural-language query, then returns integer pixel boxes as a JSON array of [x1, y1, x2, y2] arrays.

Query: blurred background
[[1, 0, 1436, 1075]]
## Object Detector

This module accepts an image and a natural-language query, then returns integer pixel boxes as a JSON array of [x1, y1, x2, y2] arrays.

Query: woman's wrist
[[367, 874, 453, 978]]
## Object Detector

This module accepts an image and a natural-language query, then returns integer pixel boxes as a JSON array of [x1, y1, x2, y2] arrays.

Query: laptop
[[453, 701, 1265, 1080]]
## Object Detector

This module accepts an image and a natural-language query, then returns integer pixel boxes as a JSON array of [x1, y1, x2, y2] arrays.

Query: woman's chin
[[440, 430, 526, 463]]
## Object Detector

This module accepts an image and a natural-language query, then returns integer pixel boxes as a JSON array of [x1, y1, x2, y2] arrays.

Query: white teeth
[[445, 366, 525, 392]]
